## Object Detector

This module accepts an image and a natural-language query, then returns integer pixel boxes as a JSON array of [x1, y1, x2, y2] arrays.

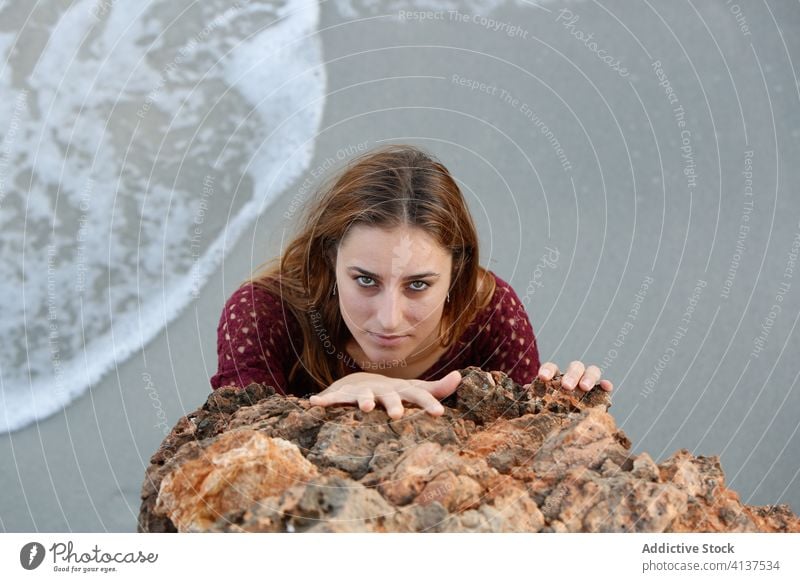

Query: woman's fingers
[[377, 387, 445, 419], [578, 364, 602, 392], [357, 392, 376, 412], [310, 364, 615, 417], [310, 385, 364, 406], [309, 386, 335, 405], [426, 370, 462, 399], [402, 387, 444, 417], [377, 391, 404, 419], [537, 361, 559, 381], [308, 372, 455, 418], [560, 361, 585, 391], [383, 384, 445, 418]]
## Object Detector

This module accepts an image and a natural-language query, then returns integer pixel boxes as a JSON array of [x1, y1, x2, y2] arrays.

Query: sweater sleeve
[[476, 277, 541, 385], [209, 283, 295, 395]]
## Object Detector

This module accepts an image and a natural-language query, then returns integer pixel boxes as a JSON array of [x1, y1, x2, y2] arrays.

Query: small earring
[[446, 292, 450, 303], [332, 281, 337, 296]]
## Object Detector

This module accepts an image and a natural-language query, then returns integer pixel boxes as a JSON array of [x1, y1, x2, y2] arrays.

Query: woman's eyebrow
[[347, 266, 441, 280]]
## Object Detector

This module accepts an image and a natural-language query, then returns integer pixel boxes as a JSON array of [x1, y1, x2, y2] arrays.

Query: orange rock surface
[[138, 367, 800, 533]]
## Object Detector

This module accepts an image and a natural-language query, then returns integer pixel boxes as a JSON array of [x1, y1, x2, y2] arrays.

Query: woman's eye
[[354, 276, 428, 291]]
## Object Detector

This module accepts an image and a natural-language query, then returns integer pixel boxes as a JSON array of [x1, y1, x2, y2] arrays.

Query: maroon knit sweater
[[210, 270, 540, 396]]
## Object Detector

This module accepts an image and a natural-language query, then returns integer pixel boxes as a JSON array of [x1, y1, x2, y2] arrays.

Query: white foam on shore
[[0, 0, 325, 434], [331, 0, 558, 19]]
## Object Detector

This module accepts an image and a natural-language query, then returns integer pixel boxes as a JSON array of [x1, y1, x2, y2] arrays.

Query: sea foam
[[0, 0, 325, 433]]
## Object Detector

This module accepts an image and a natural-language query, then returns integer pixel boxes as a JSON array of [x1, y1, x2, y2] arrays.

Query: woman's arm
[[474, 279, 541, 385], [209, 284, 291, 394], [476, 278, 612, 392]]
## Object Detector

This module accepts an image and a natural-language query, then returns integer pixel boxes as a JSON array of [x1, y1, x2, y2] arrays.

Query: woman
[[210, 144, 613, 419]]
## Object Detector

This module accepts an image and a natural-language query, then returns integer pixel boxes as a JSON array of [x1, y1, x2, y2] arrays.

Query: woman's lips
[[370, 332, 407, 346]]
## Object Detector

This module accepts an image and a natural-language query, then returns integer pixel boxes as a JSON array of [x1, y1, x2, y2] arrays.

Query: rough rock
[[137, 367, 800, 532]]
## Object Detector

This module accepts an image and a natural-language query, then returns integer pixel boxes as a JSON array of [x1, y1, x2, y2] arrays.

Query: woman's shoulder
[[471, 270, 528, 326], [479, 269, 518, 309], [492, 271, 522, 300], [224, 279, 285, 312], [220, 280, 300, 332]]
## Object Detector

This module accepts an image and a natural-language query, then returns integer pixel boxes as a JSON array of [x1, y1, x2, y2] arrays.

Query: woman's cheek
[[338, 294, 363, 329], [411, 301, 440, 328]]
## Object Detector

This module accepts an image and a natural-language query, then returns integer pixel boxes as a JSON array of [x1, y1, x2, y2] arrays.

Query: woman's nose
[[376, 290, 404, 331]]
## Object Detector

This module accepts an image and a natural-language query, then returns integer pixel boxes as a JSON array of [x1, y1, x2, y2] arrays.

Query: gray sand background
[[1, 0, 799, 531]]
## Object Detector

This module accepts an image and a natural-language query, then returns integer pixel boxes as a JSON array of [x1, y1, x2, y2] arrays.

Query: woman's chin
[[364, 348, 405, 361], [360, 345, 409, 368]]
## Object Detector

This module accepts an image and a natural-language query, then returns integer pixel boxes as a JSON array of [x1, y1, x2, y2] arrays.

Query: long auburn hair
[[241, 144, 496, 391]]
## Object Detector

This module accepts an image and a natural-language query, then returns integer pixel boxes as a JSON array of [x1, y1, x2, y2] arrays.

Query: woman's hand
[[537, 361, 613, 392], [308, 370, 462, 419]]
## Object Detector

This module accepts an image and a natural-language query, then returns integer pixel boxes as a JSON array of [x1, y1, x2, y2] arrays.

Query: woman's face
[[335, 223, 453, 367]]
